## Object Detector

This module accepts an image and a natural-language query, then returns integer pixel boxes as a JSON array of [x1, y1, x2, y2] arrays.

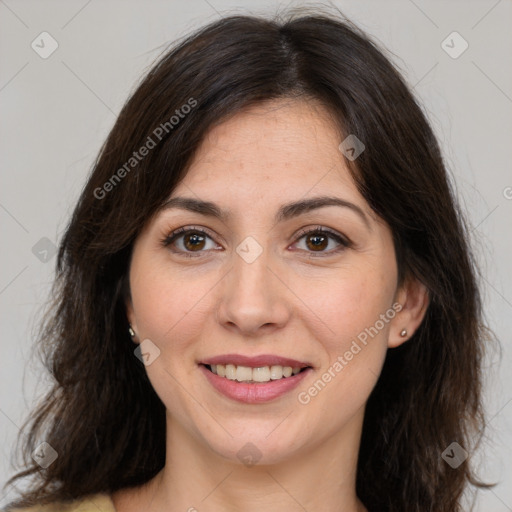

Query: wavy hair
[[4, 8, 494, 511]]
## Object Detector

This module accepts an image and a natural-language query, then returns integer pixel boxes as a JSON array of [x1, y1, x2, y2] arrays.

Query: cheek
[[129, 254, 216, 345], [298, 266, 394, 397], [300, 265, 394, 343]]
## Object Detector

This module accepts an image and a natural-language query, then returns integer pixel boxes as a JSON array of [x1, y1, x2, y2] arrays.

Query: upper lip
[[200, 354, 312, 369]]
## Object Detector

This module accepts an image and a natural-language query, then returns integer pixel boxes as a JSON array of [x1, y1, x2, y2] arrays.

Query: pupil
[[307, 234, 327, 251], [185, 233, 205, 251]]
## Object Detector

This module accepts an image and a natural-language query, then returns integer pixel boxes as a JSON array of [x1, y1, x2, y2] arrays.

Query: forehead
[[169, 99, 380, 231], [171, 98, 371, 219]]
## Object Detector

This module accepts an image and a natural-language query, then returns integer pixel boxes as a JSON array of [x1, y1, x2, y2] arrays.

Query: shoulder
[[6, 493, 115, 512]]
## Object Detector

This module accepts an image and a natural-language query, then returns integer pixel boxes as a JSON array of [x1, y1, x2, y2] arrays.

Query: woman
[[4, 8, 492, 512]]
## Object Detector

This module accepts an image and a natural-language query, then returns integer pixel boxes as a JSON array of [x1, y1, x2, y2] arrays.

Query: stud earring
[[128, 325, 136, 338], [400, 328, 408, 337]]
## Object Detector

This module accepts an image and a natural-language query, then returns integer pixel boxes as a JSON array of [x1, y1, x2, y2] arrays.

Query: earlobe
[[388, 277, 429, 348]]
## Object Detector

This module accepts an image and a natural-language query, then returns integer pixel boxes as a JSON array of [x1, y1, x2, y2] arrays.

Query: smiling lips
[[208, 363, 303, 382], [199, 353, 313, 403], [201, 353, 312, 382]]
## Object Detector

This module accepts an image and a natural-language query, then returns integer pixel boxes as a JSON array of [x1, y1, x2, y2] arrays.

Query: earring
[[400, 328, 408, 337], [128, 325, 136, 338]]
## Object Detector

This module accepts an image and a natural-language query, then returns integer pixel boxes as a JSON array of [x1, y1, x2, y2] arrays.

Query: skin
[[113, 98, 429, 512]]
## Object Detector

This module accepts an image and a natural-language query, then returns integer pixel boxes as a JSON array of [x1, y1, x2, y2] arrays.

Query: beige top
[[8, 493, 116, 512]]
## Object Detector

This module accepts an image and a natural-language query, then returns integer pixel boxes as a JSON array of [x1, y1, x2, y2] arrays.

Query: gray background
[[1, 0, 511, 510]]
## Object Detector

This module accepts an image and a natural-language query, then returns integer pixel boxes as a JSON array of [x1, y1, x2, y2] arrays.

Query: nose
[[215, 245, 291, 337]]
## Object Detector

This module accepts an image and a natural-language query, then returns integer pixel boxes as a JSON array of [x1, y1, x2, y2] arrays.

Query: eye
[[162, 226, 220, 257], [291, 226, 351, 256], [162, 225, 351, 259]]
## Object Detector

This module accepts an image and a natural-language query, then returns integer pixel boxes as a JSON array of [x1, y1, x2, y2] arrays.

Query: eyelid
[[161, 225, 221, 258], [290, 225, 351, 256], [162, 225, 216, 244], [293, 225, 351, 247]]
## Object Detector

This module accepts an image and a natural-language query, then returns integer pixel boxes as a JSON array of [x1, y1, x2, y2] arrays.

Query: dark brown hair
[[4, 7, 494, 512]]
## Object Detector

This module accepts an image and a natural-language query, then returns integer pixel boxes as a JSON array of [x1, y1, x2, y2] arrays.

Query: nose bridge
[[216, 239, 290, 334]]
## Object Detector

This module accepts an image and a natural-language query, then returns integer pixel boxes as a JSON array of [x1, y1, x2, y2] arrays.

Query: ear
[[126, 296, 136, 329], [388, 275, 429, 348], [123, 276, 139, 342]]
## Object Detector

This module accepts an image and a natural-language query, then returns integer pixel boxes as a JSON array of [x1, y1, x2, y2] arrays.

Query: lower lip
[[199, 364, 312, 404]]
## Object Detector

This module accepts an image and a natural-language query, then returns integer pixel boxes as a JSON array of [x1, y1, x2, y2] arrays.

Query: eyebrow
[[160, 195, 372, 230]]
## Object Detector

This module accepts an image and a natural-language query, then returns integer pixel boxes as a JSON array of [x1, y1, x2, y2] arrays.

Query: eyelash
[[161, 225, 351, 259]]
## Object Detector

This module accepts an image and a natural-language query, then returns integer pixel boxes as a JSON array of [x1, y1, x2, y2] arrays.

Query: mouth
[[198, 355, 314, 403], [201, 363, 311, 383]]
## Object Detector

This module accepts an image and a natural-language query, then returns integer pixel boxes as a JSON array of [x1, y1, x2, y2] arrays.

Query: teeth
[[270, 365, 283, 380], [225, 364, 236, 380], [236, 365, 252, 382], [253, 366, 271, 382], [208, 364, 303, 383]]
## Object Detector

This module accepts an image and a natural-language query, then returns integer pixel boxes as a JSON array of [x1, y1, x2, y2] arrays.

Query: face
[[127, 99, 415, 466]]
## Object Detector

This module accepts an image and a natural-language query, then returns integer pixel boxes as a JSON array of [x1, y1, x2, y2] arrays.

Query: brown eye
[[293, 227, 350, 256], [305, 233, 329, 251], [183, 232, 206, 251], [163, 227, 219, 257]]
